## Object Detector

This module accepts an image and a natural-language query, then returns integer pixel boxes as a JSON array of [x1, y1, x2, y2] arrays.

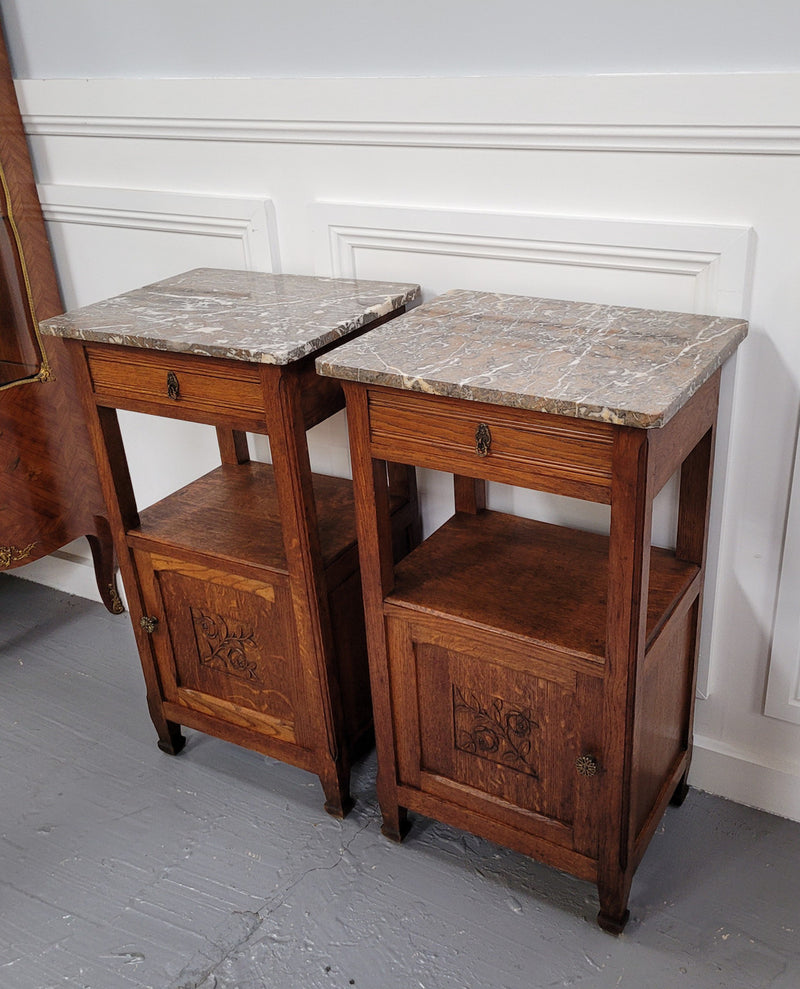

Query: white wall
[[3, 0, 800, 77], [4, 6, 800, 825]]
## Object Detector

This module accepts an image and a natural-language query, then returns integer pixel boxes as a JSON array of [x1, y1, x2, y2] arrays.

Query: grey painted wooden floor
[[1, 572, 798, 989]]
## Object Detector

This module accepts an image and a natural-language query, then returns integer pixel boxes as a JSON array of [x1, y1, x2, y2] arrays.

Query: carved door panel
[[135, 550, 312, 751], [386, 613, 604, 859]]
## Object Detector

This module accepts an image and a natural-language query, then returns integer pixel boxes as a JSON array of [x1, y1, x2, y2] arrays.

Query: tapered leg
[[343, 383, 410, 840], [72, 382, 185, 756], [263, 366, 352, 817], [670, 770, 691, 807], [380, 805, 410, 843], [320, 764, 355, 819], [597, 426, 653, 936], [597, 872, 633, 935]]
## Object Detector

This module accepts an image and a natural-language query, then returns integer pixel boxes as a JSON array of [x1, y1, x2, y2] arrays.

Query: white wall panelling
[[16, 74, 800, 155], [313, 203, 753, 312], [765, 435, 800, 726], [9, 72, 800, 822], [37, 185, 279, 307]]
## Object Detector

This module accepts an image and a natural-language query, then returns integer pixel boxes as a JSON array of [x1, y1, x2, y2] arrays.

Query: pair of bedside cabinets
[[41, 268, 747, 933]]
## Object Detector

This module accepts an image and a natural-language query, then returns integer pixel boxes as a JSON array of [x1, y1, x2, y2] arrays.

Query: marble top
[[316, 290, 748, 428], [39, 268, 420, 366]]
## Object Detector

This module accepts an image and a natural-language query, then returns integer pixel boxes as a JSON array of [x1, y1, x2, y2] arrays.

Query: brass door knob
[[576, 754, 599, 777]]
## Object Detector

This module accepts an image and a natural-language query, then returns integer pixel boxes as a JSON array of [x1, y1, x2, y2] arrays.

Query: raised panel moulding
[[36, 185, 280, 273], [21, 116, 800, 156], [16, 74, 800, 156], [313, 204, 754, 318]]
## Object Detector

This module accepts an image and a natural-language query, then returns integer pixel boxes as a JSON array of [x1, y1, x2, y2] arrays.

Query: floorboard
[[1, 573, 798, 989]]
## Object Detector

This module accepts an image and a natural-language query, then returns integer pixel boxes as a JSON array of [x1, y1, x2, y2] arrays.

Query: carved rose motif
[[453, 685, 539, 777], [505, 711, 532, 736], [192, 609, 260, 682], [473, 726, 500, 753]]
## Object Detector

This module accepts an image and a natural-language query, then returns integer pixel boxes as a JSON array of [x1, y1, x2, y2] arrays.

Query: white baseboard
[[690, 734, 800, 821]]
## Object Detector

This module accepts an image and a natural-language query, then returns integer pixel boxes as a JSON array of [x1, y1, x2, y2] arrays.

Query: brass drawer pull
[[475, 422, 491, 457], [166, 370, 180, 400], [576, 754, 599, 777], [140, 615, 159, 634]]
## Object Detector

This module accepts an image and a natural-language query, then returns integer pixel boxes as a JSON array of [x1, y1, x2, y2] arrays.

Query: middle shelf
[[386, 509, 700, 664]]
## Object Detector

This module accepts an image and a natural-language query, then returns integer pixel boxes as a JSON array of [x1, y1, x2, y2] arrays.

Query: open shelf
[[386, 510, 699, 662], [128, 461, 362, 576]]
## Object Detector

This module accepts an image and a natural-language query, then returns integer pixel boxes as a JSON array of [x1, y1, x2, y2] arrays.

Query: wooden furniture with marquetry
[[0, 19, 117, 605], [317, 290, 748, 930], [41, 268, 421, 816]]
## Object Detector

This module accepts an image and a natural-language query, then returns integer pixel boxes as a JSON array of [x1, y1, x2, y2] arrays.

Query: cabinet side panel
[[631, 598, 697, 839]]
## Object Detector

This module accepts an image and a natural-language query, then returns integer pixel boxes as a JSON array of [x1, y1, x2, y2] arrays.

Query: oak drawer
[[366, 388, 614, 502], [83, 343, 266, 427]]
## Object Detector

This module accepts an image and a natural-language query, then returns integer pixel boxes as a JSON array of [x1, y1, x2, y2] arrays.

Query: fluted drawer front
[[84, 343, 266, 428], [366, 387, 614, 503]]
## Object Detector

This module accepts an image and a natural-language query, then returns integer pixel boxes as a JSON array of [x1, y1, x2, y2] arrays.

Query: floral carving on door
[[191, 608, 260, 683], [453, 684, 539, 778]]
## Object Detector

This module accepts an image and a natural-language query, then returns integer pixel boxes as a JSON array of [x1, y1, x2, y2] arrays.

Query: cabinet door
[[386, 612, 604, 859], [135, 551, 310, 750]]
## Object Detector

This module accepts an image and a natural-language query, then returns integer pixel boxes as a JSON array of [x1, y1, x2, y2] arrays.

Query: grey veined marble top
[[40, 268, 421, 366], [316, 290, 748, 428]]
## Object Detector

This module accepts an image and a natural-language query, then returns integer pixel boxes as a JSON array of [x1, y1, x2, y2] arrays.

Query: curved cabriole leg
[[86, 520, 124, 615]]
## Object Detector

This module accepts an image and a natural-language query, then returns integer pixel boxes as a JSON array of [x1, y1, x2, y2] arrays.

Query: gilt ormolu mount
[[0, 21, 119, 610]]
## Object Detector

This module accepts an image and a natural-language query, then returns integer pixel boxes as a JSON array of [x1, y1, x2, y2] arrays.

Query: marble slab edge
[[318, 337, 743, 428], [315, 309, 748, 430], [38, 270, 421, 366]]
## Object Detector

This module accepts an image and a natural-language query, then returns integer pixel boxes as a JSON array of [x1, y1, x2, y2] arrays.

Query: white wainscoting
[[765, 438, 800, 725], [37, 185, 279, 306], [313, 203, 753, 315], [9, 72, 800, 821]]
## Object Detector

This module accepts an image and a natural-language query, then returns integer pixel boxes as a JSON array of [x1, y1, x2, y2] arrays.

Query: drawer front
[[386, 613, 604, 858], [367, 388, 614, 502], [84, 343, 266, 426]]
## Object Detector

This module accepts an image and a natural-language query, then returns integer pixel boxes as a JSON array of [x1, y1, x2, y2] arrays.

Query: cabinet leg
[[597, 874, 633, 935], [380, 803, 410, 843], [670, 771, 691, 807], [156, 720, 186, 756], [320, 764, 354, 819], [86, 521, 124, 615]]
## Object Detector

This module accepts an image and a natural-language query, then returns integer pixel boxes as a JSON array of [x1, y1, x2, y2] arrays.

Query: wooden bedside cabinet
[[40, 268, 421, 817], [317, 289, 747, 930]]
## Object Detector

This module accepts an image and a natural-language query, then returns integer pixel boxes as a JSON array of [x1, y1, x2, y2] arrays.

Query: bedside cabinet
[[41, 268, 421, 817], [317, 289, 747, 929]]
